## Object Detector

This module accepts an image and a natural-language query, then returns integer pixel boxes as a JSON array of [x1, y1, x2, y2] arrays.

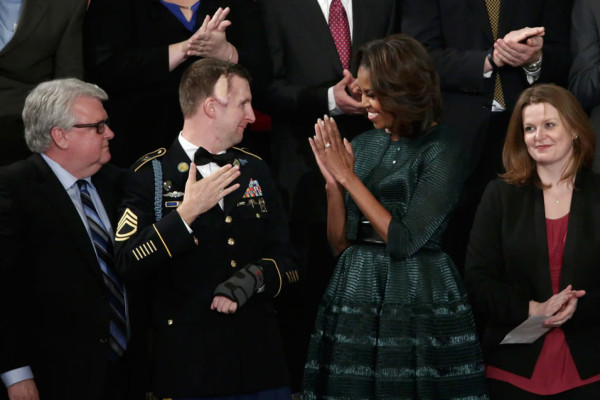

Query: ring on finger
[[219, 188, 224, 193], [325, 142, 331, 148]]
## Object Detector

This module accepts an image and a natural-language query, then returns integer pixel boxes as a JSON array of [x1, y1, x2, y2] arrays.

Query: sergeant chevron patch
[[115, 208, 138, 242]]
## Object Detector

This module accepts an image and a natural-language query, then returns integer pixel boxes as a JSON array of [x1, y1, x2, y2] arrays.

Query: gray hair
[[22, 78, 108, 153]]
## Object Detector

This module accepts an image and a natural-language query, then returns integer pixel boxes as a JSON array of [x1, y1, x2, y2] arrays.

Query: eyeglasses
[[72, 119, 110, 134]]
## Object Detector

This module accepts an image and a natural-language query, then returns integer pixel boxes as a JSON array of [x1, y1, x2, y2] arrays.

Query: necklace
[[178, 4, 193, 10]]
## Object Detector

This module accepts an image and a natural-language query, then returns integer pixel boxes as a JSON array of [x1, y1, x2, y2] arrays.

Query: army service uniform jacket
[[114, 140, 299, 397]]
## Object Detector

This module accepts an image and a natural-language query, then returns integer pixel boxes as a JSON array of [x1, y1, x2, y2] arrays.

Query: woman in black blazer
[[83, 0, 271, 167], [466, 84, 600, 399]]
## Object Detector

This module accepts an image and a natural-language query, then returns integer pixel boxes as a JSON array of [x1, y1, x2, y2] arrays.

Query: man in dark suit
[[0, 0, 87, 166], [570, 0, 600, 172], [114, 58, 299, 399], [402, 0, 573, 272], [0, 79, 128, 400], [258, 0, 397, 390]]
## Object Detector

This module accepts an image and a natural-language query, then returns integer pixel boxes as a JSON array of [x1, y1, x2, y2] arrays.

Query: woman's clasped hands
[[308, 115, 355, 187], [529, 284, 586, 328], [187, 7, 237, 62]]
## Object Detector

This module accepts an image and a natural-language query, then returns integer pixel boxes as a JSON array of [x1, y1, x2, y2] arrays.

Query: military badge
[[165, 201, 181, 208], [115, 208, 138, 242], [242, 178, 263, 198], [163, 191, 184, 198], [163, 180, 173, 191], [177, 162, 189, 173]]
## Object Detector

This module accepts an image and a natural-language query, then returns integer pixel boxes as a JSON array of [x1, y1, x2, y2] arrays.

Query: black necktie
[[194, 147, 233, 167]]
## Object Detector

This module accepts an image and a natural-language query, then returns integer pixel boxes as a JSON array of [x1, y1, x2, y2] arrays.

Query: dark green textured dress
[[303, 126, 488, 399]]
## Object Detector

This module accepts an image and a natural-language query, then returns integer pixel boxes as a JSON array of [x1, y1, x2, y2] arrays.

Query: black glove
[[213, 264, 264, 307]]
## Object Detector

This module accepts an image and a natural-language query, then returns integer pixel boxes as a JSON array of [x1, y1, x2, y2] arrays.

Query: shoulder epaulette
[[132, 148, 167, 172], [232, 146, 262, 160]]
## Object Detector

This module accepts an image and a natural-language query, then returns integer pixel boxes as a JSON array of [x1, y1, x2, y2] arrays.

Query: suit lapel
[[468, 0, 495, 44], [351, 0, 369, 71], [292, 0, 343, 73], [560, 172, 585, 288], [498, 0, 518, 38], [31, 155, 104, 279], [532, 186, 553, 299], [0, 0, 48, 55]]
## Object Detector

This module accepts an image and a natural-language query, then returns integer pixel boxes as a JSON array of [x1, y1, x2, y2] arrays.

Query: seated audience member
[[113, 58, 299, 399], [0, 78, 130, 400], [0, 0, 86, 165], [466, 84, 600, 398], [569, 0, 600, 172], [83, 0, 271, 166]]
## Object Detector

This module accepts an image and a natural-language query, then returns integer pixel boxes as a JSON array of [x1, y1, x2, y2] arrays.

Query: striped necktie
[[78, 180, 129, 361], [485, 0, 506, 107]]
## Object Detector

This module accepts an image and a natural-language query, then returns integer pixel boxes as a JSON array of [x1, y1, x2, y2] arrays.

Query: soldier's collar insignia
[[233, 158, 248, 167]]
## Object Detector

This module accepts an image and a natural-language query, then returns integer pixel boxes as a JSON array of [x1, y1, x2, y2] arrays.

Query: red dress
[[486, 213, 600, 394]]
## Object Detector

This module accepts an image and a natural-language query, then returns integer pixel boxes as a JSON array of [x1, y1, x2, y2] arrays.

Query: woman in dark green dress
[[302, 34, 488, 399]]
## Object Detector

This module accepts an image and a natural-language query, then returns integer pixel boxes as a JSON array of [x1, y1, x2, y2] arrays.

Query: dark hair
[[501, 84, 595, 187], [179, 58, 252, 117], [356, 33, 442, 137]]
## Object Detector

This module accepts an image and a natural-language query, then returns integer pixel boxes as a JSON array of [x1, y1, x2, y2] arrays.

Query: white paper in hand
[[500, 315, 550, 344]]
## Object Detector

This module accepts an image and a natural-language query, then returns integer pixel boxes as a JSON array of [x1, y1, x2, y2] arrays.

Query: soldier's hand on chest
[[177, 162, 240, 225]]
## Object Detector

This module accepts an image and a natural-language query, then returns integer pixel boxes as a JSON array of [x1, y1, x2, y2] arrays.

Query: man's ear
[[50, 126, 69, 150], [204, 97, 217, 118]]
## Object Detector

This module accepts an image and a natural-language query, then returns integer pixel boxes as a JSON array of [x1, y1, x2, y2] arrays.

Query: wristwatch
[[487, 50, 499, 71], [524, 55, 543, 73]]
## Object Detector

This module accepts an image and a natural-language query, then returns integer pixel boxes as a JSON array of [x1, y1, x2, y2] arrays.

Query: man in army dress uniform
[[113, 59, 299, 399]]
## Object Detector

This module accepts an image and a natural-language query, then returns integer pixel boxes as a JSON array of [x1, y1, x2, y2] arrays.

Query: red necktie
[[329, 0, 351, 70]]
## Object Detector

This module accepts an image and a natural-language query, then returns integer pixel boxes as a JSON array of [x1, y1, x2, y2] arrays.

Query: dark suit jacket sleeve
[[248, 161, 298, 298], [569, 0, 600, 110], [53, 0, 86, 79], [259, 0, 329, 120], [401, 0, 489, 94], [0, 174, 31, 373], [537, 0, 573, 86], [465, 181, 531, 326]]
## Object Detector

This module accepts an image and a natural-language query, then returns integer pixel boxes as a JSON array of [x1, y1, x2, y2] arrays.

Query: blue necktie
[[78, 180, 129, 361]]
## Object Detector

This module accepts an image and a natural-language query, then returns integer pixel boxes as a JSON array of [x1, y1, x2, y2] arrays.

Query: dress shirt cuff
[[1, 367, 34, 388], [327, 86, 343, 116], [524, 65, 542, 85], [179, 213, 193, 233]]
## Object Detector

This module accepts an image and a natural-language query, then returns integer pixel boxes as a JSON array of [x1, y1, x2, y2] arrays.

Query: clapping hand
[[187, 7, 236, 62], [494, 26, 544, 67], [529, 284, 586, 328], [309, 115, 355, 186]]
